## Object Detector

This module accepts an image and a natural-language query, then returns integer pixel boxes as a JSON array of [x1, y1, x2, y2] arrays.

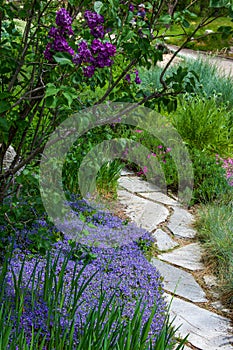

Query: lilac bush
[[1, 0, 211, 205]]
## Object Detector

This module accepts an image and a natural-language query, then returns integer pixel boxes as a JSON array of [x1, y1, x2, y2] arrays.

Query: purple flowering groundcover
[[0, 197, 168, 348]]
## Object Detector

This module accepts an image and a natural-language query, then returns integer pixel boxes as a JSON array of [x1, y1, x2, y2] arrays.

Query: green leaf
[[45, 83, 59, 97], [0, 117, 9, 130], [45, 96, 58, 108], [0, 101, 11, 113], [94, 1, 103, 14], [122, 30, 135, 41], [217, 25, 233, 33], [63, 92, 74, 107], [160, 14, 172, 24], [53, 53, 74, 67], [210, 0, 233, 8], [182, 19, 190, 28]]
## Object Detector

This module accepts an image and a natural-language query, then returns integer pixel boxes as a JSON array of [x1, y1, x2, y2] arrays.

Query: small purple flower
[[104, 42, 116, 56], [84, 10, 104, 29], [125, 74, 131, 83], [53, 36, 74, 55], [91, 39, 105, 54], [56, 8, 73, 27], [43, 43, 53, 62], [134, 70, 141, 84], [129, 4, 135, 12], [90, 25, 105, 38], [83, 65, 95, 77], [72, 53, 80, 65], [74, 40, 92, 64], [48, 27, 59, 38]]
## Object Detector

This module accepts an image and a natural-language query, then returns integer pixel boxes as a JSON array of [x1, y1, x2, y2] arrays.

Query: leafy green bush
[[190, 148, 232, 204], [165, 96, 233, 157]]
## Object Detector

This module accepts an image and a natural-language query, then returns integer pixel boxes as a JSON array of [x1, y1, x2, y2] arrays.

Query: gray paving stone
[[168, 207, 196, 238], [120, 168, 135, 176], [117, 190, 169, 231], [165, 294, 233, 350], [152, 229, 179, 251], [158, 243, 204, 270], [151, 258, 207, 302], [137, 191, 179, 206], [118, 176, 161, 193]]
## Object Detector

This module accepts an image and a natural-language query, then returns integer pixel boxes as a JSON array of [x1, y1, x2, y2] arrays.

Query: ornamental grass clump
[[196, 203, 233, 310]]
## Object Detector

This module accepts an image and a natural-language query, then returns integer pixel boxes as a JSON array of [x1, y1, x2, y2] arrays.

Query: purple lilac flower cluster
[[73, 10, 116, 77], [84, 10, 105, 38], [44, 8, 74, 62], [44, 8, 116, 78], [73, 38, 116, 77], [1, 205, 167, 347], [125, 69, 142, 84]]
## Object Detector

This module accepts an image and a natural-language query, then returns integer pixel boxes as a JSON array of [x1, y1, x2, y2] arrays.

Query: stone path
[[167, 44, 233, 78], [117, 171, 233, 349]]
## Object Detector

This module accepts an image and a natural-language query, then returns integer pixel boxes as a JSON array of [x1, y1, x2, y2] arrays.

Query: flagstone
[[137, 191, 179, 206], [118, 176, 162, 193], [151, 258, 207, 302], [152, 229, 179, 251], [165, 294, 233, 350], [168, 207, 196, 238], [158, 243, 204, 270], [117, 190, 169, 231]]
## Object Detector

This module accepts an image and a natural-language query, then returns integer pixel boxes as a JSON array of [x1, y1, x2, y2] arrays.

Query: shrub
[[166, 96, 233, 157], [190, 148, 233, 204]]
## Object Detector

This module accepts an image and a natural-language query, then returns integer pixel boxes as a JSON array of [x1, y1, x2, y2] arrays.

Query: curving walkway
[[167, 44, 233, 77], [117, 171, 233, 349]]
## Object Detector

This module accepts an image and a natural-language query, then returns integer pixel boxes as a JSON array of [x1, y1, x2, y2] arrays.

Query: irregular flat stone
[[165, 294, 233, 350], [158, 243, 204, 270], [118, 176, 161, 193], [151, 258, 207, 302], [120, 168, 135, 176], [168, 207, 196, 238], [117, 190, 169, 231], [138, 191, 179, 206], [152, 229, 179, 251]]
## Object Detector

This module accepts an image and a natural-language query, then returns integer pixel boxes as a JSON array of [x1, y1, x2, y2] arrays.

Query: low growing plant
[[0, 238, 188, 349]]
